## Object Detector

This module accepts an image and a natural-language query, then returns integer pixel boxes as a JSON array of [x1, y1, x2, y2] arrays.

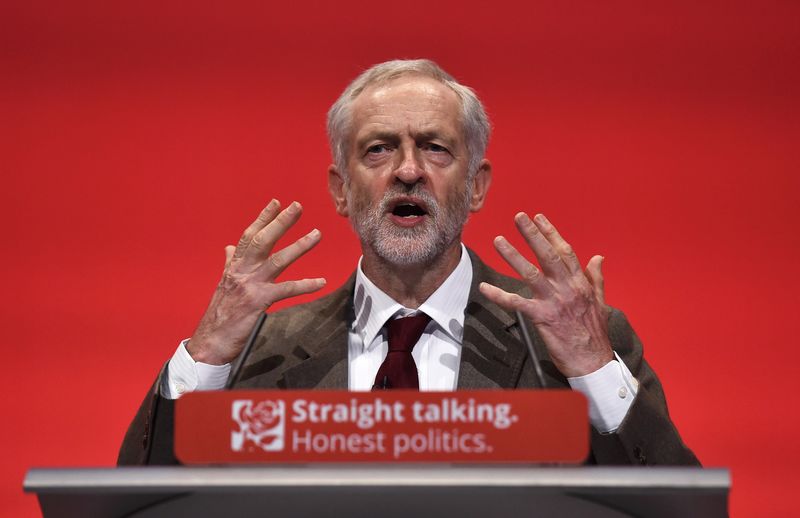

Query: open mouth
[[391, 202, 427, 218]]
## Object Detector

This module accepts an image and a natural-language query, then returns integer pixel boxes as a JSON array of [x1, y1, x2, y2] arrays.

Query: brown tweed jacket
[[118, 250, 698, 466]]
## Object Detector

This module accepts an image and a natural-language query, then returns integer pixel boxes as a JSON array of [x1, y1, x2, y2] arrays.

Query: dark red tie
[[372, 313, 431, 390]]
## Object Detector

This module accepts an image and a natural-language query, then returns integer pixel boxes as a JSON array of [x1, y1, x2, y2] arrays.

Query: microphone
[[515, 310, 547, 389], [225, 311, 268, 389]]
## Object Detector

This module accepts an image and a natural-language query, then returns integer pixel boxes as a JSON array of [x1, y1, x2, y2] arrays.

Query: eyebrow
[[355, 131, 398, 149], [355, 130, 457, 150]]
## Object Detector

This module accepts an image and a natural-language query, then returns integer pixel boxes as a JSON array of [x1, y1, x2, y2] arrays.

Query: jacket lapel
[[457, 250, 556, 389], [281, 325, 349, 389], [278, 251, 561, 391], [280, 277, 354, 390]]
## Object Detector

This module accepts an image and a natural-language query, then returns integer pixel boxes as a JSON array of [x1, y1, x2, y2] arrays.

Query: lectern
[[24, 465, 729, 517], [26, 390, 728, 517]]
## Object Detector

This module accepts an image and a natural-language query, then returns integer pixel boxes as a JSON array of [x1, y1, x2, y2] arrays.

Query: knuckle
[[237, 232, 251, 247], [520, 217, 537, 232], [563, 283, 594, 308], [545, 250, 561, 264], [250, 232, 266, 248], [521, 264, 539, 282], [219, 272, 238, 289], [221, 277, 250, 302], [242, 288, 259, 306], [511, 293, 529, 308], [299, 232, 316, 247], [537, 306, 556, 323], [256, 206, 276, 224], [275, 210, 293, 225], [268, 252, 286, 270], [579, 286, 594, 300], [281, 280, 298, 296], [562, 291, 579, 307]]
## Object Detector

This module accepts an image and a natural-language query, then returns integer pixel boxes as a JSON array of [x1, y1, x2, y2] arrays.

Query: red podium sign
[[175, 390, 588, 464]]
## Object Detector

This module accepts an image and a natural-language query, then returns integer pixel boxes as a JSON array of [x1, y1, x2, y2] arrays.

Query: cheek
[[423, 152, 455, 169], [345, 179, 378, 212], [436, 174, 468, 201]]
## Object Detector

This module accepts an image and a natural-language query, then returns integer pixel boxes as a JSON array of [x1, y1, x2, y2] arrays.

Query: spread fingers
[[513, 212, 571, 280], [232, 199, 282, 261], [257, 228, 322, 280], [493, 235, 554, 297], [241, 201, 304, 264]]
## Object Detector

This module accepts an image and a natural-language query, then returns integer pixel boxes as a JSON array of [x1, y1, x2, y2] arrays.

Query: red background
[[2, 1, 798, 516]]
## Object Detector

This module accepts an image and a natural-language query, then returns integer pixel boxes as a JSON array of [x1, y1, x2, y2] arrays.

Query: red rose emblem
[[238, 400, 281, 435]]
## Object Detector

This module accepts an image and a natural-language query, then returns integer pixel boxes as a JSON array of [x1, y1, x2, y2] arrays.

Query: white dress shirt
[[165, 244, 639, 432], [348, 245, 473, 391]]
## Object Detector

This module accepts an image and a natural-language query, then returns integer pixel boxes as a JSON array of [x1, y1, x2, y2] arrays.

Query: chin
[[351, 203, 468, 268], [370, 229, 454, 267]]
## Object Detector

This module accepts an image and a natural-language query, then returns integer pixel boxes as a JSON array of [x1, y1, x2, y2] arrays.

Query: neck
[[360, 241, 463, 309]]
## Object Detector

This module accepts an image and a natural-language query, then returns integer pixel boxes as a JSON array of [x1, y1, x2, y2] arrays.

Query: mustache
[[377, 186, 440, 217]]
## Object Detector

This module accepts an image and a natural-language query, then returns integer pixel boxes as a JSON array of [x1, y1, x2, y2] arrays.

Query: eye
[[365, 143, 391, 155], [419, 141, 455, 167], [422, 142, 449, 154]]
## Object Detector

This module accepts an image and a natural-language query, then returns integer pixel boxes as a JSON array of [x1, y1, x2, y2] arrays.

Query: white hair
[[326, 59, 491, 177]]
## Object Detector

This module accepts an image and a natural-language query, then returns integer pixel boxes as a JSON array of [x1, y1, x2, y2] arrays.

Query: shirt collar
[[352, 244, 473, 351]]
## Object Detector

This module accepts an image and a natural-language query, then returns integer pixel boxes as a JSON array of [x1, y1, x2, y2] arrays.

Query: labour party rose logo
[[231, 399, 286, 452]]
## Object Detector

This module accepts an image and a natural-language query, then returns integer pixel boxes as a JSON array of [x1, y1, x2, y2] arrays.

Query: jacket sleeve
[[588, 309, 700, 466], [117, 363, 179, 465]]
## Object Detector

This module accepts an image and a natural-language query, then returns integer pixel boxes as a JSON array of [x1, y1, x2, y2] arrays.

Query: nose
[[393, 146, 426, 186]]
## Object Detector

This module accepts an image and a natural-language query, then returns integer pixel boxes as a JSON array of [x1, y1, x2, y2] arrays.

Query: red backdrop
[[2, 1, 798, 516]]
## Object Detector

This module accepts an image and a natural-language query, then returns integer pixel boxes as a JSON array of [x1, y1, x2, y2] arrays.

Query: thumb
[[585, 255, 606, 306], [224, 245, 236, 268]]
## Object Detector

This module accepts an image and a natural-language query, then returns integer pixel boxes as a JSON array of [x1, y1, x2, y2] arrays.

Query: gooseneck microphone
[[515, 310, 547, 388], [225, 311, 268, 389]]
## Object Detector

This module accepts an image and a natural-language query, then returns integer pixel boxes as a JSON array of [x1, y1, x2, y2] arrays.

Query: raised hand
[[186, 200, 325, 365], [479, 212, 613, 377]]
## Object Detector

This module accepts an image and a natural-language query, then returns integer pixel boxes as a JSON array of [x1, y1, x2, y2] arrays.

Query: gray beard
[[347, 183, 472, 267]]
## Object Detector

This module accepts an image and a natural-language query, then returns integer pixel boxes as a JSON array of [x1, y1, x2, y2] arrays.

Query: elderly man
[[119, 59, 698, 466]]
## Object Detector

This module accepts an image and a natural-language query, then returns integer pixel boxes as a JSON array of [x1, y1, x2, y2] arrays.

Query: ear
[[468, 159, 492, 212], [328, 165, 350, 217]]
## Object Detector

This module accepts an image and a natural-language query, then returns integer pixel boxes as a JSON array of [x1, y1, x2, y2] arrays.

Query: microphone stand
[[225, 311, 268, 389], [515, 310, 547, 388]]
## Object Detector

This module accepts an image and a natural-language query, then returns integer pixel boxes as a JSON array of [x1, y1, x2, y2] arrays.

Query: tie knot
[[387, 313, 431, 353], [373, 313, 431, 390]]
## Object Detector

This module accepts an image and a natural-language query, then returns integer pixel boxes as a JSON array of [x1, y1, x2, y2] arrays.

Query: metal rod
[[515, 310, 547, 388], [226, 311, 268, 389]]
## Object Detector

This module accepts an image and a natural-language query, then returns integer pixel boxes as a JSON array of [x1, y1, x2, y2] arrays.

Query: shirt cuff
[[567, 352, 640, 433], [161, 340, 231, 399]]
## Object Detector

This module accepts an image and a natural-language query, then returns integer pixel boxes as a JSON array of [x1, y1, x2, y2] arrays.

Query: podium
[[28, 391, 725, 516], [24, 465, 730, 517]]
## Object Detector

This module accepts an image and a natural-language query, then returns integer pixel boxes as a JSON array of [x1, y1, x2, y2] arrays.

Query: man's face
[[330, 75, 488, 266]]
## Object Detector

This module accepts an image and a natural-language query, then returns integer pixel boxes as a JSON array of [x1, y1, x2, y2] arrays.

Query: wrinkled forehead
[[357, 74, 460, 106], [348, 76, 466, 141]]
